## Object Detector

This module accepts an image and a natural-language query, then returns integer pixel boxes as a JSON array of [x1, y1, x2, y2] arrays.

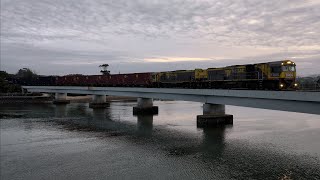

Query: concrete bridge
[[22, 86, 320, 127]]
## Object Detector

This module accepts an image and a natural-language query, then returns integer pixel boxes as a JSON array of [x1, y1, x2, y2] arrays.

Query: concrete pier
[[133, 98, 158, 115], [89, 95, 109, 108], [197, 103, 233, 127], [53, 93, 70, 104]]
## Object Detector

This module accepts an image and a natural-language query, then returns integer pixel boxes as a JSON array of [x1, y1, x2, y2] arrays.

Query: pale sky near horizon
[[1, 0, 320, 76]]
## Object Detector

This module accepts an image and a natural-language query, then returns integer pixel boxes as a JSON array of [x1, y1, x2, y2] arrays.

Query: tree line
[[0, 68, 38, 93], [296, 75, 320, 90]]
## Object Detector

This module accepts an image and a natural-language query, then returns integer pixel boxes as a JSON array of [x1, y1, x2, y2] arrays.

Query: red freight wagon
[[82, 75, 111, 86], [56, 75, 77, 86], [97, 75, 110, 86], [57, 75, 86, 86], [85, 75, 99, 86], [108, 74, 124, 86], [131, 73, 153, 86], [56, 76, 64, 85], [109, 73, 153, 87], [57, 73, 153, 87], [123, 73, 137, 86], [77, 75, 90, 86]]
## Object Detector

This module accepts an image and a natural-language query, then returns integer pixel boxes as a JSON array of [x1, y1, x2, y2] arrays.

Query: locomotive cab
[[269, 60, 297, 90]]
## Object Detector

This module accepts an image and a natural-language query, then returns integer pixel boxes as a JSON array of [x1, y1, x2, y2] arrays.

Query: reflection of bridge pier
[[88, 106, 122, 131], [201, 126, 231, 158], [136, 114, 154, 136], [55, 104, 67, 117], [92, 108, 108, 121], [197, 103, 233, 128], [202, 127, 228, 147]]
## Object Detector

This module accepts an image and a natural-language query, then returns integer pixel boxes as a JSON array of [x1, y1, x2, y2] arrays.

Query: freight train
[[12, 60, 298, 90]]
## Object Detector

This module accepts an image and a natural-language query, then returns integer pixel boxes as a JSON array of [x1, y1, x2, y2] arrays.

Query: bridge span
[[23, 86, 320, 115]]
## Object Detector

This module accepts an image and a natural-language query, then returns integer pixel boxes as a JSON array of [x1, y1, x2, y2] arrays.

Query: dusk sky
[[1, 0, 319, 76]]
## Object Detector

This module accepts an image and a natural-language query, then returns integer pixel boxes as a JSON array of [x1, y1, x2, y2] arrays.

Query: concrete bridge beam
[[89, 95, 109, 108], [197, 103, 233, 128], [133, 98, 158, 115], [53, 93, 70, 104], [22, 86, 320, 115]]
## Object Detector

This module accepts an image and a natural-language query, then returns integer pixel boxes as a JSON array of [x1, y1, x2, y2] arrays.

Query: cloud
[[144, 57, 214, 63], [1, 0, 319, 76]]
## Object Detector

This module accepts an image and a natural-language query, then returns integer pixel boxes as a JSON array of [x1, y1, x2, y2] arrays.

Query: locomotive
[[16, 60, 298, 90], [154, 60, 297, 90]]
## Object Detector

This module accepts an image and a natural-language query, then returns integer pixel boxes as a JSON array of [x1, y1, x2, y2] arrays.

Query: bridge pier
[[89, 95, 109, 108], [53, 93, 70, 104], [133, 98, 158, 115], [197, 103, 233, 128]]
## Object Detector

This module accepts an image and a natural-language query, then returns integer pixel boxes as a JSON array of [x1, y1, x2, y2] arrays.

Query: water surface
[[1, 101, 320, 179]]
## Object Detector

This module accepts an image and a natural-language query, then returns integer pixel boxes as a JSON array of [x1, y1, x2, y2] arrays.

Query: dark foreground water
[[1, 101, 320, 180]]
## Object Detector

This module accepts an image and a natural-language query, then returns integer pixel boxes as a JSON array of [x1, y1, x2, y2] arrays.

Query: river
[[1, 101, 320, 179]]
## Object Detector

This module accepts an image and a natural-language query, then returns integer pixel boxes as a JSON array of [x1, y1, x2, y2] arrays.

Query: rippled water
[[1, 101, 320, 180]]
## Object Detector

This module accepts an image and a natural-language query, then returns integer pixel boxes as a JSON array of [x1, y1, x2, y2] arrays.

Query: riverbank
[[0, 94, 53, 104]]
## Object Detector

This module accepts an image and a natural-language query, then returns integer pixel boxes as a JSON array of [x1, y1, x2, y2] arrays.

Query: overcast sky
[[1, 0, 319, 76]]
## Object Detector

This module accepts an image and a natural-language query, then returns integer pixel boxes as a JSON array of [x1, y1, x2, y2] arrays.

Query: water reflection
[[54, 104, 67, 117], [1, 102, 319, 180], [92, 108, 108, 121], [201, 126, 231, 158], [90, 107, 122, 131], [136, 114, 154, 136]]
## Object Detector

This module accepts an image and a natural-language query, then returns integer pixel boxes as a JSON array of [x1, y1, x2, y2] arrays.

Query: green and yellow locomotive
[[153, 60, 297, 90]]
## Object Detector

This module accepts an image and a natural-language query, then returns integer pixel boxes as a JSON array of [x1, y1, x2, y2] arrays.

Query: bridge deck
[[23, 86, 320, 115]]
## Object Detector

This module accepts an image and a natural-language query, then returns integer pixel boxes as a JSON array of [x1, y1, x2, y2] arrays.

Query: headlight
[[294, 83, 298, 86], [280, 84, 284, 88]]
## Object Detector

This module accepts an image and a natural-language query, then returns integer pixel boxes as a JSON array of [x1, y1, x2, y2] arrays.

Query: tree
[[16, 68, 38, 80], [99, 64, 110, 75], [0, 71, 9, 79], [0, 71, 21, 93]]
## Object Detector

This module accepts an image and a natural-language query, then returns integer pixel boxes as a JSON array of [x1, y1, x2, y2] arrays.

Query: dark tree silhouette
[[99, 64, 110, 75], [16, 68, 38, 80]]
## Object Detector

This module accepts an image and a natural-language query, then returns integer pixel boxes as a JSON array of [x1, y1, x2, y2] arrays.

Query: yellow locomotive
[[153, 60, 297, 90]]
